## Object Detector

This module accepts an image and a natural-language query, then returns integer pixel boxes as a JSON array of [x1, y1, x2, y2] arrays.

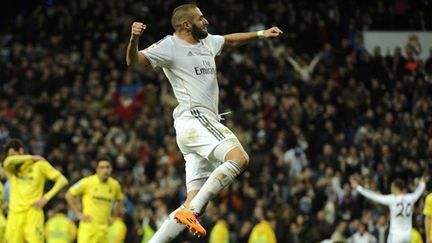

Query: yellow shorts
[[77, 223, 109, 243], [5, 208, 44, 243]]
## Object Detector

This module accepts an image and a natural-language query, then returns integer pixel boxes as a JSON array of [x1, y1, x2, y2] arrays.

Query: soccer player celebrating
[[350, 176, 425, 243], [3, 138, 68, 243], [65, 159, 123, 243], [126, 3, 282, 241]]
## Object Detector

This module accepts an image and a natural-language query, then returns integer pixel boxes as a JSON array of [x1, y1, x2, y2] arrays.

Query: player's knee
[[240, 151, 250, 168], [225, 148, 249, 168]]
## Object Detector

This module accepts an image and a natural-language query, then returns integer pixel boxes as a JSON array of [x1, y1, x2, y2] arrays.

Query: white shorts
[[387, 231, 411, 243], [174, 108, 241, 191]]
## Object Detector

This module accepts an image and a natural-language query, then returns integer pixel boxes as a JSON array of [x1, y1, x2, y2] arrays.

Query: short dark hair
[[171, 3, 198, 30], [392, 178, 405, 190], [4, 138, 24, 154], [97, 158, 112, 166]]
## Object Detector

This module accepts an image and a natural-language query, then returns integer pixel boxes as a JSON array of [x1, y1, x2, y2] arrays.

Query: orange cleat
[[174, 207, 207, 237]]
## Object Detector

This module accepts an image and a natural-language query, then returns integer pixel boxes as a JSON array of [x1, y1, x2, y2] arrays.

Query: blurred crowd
[[1, 0, 432, 242]]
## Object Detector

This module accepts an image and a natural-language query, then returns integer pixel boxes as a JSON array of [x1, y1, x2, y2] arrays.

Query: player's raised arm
[[350, 177, 393, 205], [408, 178, 426, 202], [356, 186, 393, 206], [223, 26, 283, 48], [126, 22, 151, 67], [3, 155, 44, 174]]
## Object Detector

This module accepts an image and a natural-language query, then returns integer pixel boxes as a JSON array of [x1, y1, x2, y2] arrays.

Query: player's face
[[190, 8, 208, 40], [96, 160, 112, 181], [7, 147, 24, 156]]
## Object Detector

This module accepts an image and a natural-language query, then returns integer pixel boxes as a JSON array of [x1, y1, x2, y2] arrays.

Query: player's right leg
[[23, 208, 44, 243], [149, 176, 206, 243], [173, 190, 207, 237], [5, 210, 26, 243]]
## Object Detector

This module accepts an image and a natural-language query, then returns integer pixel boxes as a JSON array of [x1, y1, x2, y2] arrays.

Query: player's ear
[[182, 21, 191, 31]]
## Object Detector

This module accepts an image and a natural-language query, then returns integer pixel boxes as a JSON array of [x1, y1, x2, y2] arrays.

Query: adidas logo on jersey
[[187, 51, 194, 56]]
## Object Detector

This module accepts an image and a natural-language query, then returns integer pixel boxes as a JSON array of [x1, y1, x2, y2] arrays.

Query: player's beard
[[191, 23, 208, 40]]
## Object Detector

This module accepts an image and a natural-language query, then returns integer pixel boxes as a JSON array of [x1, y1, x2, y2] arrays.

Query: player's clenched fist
[[131, 22, 146, 39]]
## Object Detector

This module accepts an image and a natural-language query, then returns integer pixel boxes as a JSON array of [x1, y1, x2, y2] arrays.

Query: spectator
[[347, 222, 377, 243]]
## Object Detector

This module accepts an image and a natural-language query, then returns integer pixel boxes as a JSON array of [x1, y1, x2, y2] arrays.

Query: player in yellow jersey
[[424, 192, 432, 243], [45, 201, 77, 243], [209, 218, 229, 243], [66, 159, 123, 243], [2, 138, 68, 243], [248, 206, 277, 243], [411, 228, 424, 243], [0, 180, 5, 243]]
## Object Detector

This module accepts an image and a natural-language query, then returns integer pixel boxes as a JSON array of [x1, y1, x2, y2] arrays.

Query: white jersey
[[356, 182, 425, 234], [141, 34, 225, 120]]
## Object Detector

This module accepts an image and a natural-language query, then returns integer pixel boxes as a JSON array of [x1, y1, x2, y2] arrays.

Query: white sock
[[148, 207, 186, 243], [189, 160, 244, 213]]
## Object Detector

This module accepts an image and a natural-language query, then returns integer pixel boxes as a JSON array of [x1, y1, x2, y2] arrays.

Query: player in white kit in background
[[126, 3, 283, 242], [350, 176, 426, 243]]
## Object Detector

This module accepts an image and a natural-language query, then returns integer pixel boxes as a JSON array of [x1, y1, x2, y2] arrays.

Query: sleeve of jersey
[[68, 178, 87, 196], [40, 161, 61, 180], [3, 155, 32, 173], [115, 181, 124, 201], [356, 186, 393, 205], [424, 194, 432, 215], [140, 37, 173, 68], [207, 34, 225, 56], [408, 181, 426, 202]]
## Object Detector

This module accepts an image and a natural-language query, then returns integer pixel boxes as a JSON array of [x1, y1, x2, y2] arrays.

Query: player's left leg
[[148, 207, 187, 243], [192, 141, 249, 216], [24, 208, 44, 243], [176, 138, 249, 237], [173, 110, 246, 238]]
